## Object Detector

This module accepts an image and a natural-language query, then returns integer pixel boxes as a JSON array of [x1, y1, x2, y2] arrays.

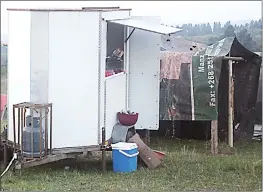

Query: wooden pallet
[[14, 145, 104, 169]]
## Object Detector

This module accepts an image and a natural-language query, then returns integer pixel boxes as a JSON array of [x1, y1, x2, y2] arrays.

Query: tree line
[[174, 20, 262, 52]]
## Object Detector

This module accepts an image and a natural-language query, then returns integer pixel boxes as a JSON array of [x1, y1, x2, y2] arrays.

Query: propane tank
[[22, 115, 45, 158]]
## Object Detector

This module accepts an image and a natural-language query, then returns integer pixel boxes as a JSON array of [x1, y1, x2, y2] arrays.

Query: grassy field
[[1, 139, 262, 191]]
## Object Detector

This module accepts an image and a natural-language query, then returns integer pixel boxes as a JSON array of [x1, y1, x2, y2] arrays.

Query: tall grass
[[2, 139, 262, 191]]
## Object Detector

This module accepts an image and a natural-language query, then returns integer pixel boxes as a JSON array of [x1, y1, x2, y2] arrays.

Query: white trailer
[[7, 7, 181, 157]]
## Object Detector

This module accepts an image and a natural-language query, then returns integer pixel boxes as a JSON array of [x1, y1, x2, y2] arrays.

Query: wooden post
[[13, 106, 16, 151], [211, 120, 218, 155], [17, 108, 20, 148], [0, 141, 2, 190], [39, 109, 43, 159], [228, 59, 234, 148], [101, 127, 106, 172], [145, 129, 150, 146], [30, 109, 34, 158], [44, 108, 48, 156], [21, 108, 24, 155], [49, 105, 53, 154], [223, 56, 242, 148], [3, 141, 7, 168]]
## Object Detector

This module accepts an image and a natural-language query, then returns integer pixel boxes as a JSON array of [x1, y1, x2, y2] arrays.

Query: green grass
[[1, 139, 262, 191]]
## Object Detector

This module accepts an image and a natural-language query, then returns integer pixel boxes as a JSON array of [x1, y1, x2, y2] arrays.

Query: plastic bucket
[[117, 112, 139, 126], [111, 142, 139, 173]]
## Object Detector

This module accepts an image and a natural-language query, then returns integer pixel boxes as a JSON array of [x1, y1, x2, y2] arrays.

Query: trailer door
[[108, 17, 181, 130]]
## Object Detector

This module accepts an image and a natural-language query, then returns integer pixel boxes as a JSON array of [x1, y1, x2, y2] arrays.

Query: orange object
[[153, 150, 166, 161]]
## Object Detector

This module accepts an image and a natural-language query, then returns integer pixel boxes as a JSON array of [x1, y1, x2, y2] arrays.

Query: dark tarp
[[255, 65, 262, 125], [160, 37, 262, 141], [218, 37, 261, 141]]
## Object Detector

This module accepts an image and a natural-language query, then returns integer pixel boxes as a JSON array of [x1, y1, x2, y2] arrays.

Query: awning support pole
[[211, 120, 218, 155], [228, 58, 234, 148], [125, 28, 136, 43]]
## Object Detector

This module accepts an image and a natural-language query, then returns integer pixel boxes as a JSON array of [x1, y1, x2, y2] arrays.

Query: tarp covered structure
[[160, 37, 262, 141]]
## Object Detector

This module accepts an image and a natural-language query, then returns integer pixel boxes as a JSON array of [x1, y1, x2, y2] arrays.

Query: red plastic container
[[117, 112, 138, 126], [153, 150, 166, 161], [105, 70, 115, 77]]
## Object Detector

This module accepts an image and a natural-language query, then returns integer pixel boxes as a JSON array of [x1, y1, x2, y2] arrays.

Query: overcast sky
[[1, 1, 262, 35]]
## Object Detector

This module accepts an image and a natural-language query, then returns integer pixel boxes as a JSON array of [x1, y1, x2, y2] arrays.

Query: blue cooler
[[111, 142, 139, 173]]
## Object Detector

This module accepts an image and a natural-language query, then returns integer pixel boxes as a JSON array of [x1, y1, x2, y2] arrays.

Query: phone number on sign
[[207, 56, 216, 107]]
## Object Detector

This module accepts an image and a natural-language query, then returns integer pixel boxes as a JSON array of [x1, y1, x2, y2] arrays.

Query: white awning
[[107, 18, 182, 35]]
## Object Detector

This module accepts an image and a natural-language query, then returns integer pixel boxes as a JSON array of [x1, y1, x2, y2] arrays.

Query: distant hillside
[[172, 20, 259, 30], [173, 19, 262, 52]]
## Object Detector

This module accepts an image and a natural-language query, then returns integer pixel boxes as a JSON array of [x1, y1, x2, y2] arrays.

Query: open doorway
[[105, 22, 125, 77]]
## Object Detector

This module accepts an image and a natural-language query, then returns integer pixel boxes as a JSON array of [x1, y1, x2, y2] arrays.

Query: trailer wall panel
[[7, 11, 31, 142], [48, 12, 100, 148]]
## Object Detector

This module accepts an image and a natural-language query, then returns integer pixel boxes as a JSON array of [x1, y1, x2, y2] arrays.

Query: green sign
[[191, 55, 222, 120]]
